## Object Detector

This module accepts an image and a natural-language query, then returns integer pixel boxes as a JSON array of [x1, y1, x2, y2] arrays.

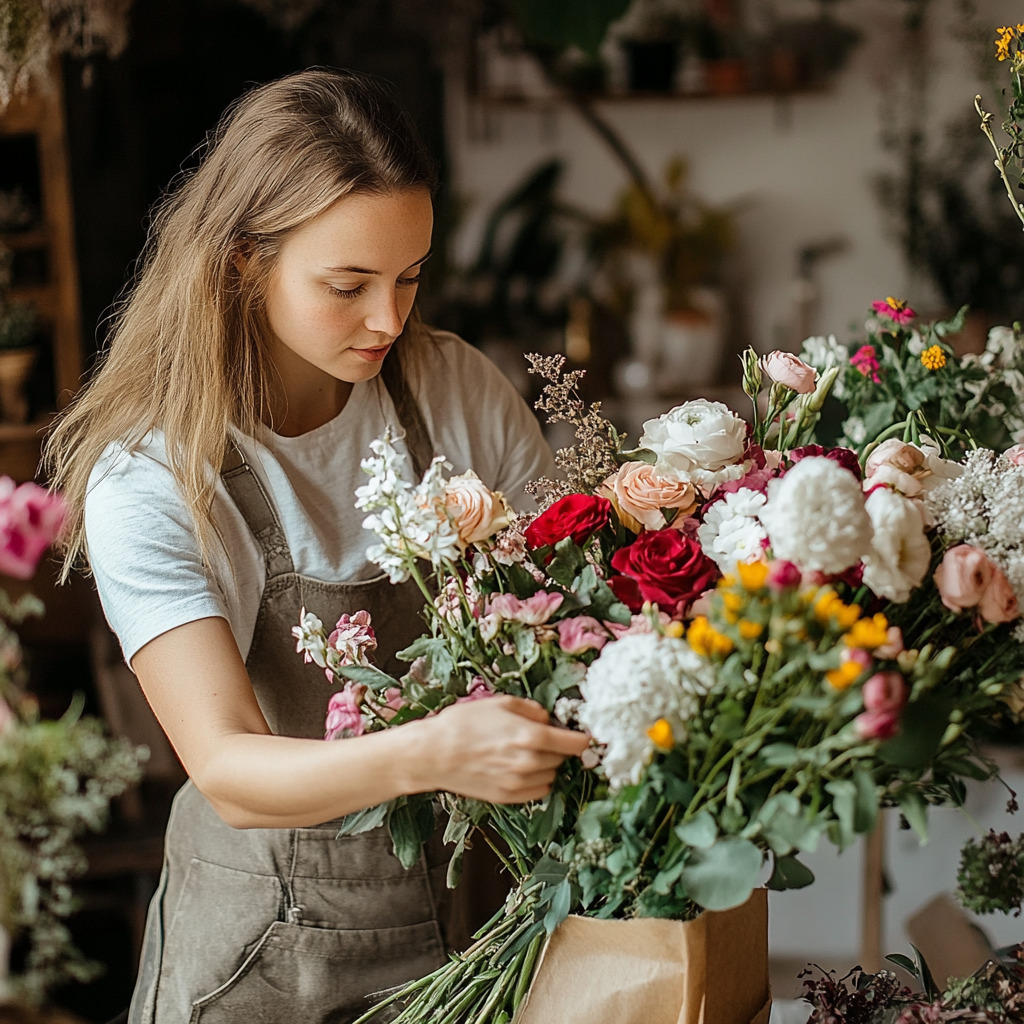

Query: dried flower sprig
[[956, 829, 1024, 917], [524, 353, 622, 507]]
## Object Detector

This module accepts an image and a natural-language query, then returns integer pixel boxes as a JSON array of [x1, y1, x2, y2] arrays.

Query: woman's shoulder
[[414, 328, 523, 405], [85, 431, 182, 511]]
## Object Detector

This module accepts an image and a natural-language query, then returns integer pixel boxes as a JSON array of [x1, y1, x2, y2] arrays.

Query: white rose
[[760, 457, 873, 575], [443, 471, 510, 546], [639, 400, 748, 492], [861, 488, 932, 602]]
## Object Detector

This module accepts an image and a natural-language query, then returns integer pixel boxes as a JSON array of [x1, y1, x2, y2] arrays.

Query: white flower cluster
[[925, 449, 1024, 640], [961, 327, 1024, 442], [354, 433, 461, 583], [800, 334, 850, 399], [697, 487, 768, 572], [578, 633, 715, 789], [292, 608, 327, 667]]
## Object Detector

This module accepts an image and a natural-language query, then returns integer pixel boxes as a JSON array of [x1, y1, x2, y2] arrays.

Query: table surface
[[771, 1000, 812, 1024]]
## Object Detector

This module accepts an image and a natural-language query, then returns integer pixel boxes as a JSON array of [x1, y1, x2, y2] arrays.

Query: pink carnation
[[0, 477, 67, 580], [557, 616, 610, 655], [324, 683, 367, 740]]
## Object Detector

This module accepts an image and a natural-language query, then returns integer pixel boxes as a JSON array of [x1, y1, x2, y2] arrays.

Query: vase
[[513, 889, 771, 1024], [660, 287, 727, 392], [0, 347, 36, 424]]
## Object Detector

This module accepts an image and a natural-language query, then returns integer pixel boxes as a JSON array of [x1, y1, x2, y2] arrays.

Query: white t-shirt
[[85, 333, 555, 665]]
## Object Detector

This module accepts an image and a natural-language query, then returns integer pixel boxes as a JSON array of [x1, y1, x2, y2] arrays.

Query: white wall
[[444, 0, 1023, 363]]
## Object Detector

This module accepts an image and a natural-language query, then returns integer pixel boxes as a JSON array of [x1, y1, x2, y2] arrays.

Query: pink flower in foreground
[[862, 672, 908, 714], [324, 683, 367, 740], [875, 627, 904, 659], [767, 560, 802, 591], [854, 708, 901, 741], [871, 296, 916, 325], [1004, 444, 1024, 467], [457, 675, 496, 703], [0, 477, 67, 580], [486, 591, 564, 625], [850, 345, 882, 383], [978, 563, 1020, 624], [328, 610, 377, 666], [557, 615, 609, 655], [759, 351, 817, 394], [934, 545, 995, 614]]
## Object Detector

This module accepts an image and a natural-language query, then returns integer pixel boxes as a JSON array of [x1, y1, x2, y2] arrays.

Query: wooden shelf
[[0, 415, 51, 442], [1, 228, 49, 250], [475, 84, 826, 107]]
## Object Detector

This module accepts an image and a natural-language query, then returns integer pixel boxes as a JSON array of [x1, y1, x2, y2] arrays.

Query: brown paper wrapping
[[514, 889, 771, 1024]]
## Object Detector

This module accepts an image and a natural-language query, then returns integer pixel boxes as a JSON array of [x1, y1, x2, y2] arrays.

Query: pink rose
[[486, 591, 564, 625], [557, 615, 609, 655], [863, 439, 928, 497], [1004, 444, 1024, 467], [854, 708, 901, 741], [978, 563, 1020, 624], [759, 351, 817, 394], [0, 477, 67, 580], [861, 672, 907, 714], [324, 683, 367, 740], [457, 675, 496, 703], [444, 471, 510, 547], [934, 545, 995, 614], [602, 462, 697, 532]]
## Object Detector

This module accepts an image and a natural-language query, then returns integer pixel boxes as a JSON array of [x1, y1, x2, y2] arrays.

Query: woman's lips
[[351, 343, 392, 362]]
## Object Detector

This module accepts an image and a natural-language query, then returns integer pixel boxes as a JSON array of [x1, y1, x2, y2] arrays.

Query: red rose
[[610, 529, 719, 617], [525, 493, 613, 550]]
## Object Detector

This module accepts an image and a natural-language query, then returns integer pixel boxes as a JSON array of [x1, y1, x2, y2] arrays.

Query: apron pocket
[[189, 919, 446, 1024]]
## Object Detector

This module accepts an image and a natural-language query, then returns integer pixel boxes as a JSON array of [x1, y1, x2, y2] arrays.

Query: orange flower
[[647, 718, 675, 750]]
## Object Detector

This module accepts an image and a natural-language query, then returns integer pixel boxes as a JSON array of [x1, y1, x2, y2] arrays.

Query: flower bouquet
[[289, 340, 1024, 1024], [0, 476, 144, 1005]]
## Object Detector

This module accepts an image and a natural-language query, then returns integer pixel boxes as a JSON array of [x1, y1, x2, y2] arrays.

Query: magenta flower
[[861, 672, 908, 713], [0, 477, 67, 580], [556, 615, 609, 655], [850, 345, 882, 383], [324, 683, 368, 740], [871, 296, 916, 324], [766, 560, 802, 591], [854, 707, 901, 741]]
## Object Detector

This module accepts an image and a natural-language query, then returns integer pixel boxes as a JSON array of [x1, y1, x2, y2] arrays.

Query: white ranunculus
[[639, 400, 748, 492], [697, 488, 769, 571], [861, 488, 932, 603], [579, 633, 715, 789], [760, 457, 873, 575]]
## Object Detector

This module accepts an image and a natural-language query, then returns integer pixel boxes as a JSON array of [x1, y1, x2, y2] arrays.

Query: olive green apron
[[129, 385, 455, 1024]]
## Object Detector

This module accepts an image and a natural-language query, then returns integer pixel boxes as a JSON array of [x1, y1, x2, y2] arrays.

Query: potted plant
[[613, 0, 687, 92], [0, 243, 39, 424]]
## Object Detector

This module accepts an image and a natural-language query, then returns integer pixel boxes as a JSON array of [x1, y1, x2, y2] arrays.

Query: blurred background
[[1, 0, 1023, 1019]]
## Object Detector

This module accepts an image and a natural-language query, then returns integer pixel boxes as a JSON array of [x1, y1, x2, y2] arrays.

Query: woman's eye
[[329, 284, 366, 299], [397, 275, 422, 288]]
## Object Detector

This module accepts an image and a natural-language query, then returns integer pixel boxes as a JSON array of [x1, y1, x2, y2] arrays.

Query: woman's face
[[263, 188, 433, 397]]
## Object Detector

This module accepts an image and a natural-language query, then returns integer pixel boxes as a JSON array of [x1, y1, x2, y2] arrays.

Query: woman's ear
[[232, 236, 256, 273]]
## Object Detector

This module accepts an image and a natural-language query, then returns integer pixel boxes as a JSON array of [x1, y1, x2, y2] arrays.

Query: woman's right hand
[[408, 695, 590, 804]]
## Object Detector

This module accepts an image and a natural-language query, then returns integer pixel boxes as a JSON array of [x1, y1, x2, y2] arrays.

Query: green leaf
[[895, 787, 929, 843], [675, 810, 717, 849], [757, 743, 800, 767], [852, 769, 878, 835], [396, 636, 455, 685], [878, 694, 954, 769], [759, 792, 821, 855], [526, 791, 566, 848], [389, 798, 437, 868], [336, 801, 389, 836], [826, 779, 856, 850], [679, 837, 763, 911], [542, 877, 573, 933], [546, 537, 587, 587], [766, 854, 815, 891], [333, 663, 400, 691]]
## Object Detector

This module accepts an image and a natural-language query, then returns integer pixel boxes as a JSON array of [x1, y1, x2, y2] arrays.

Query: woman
[[44, 68, 587, 1024]]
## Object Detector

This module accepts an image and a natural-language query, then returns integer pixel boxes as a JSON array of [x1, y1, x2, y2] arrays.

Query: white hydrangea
[[697, 487, 769, 571], [800, 334, 849, 399], [861, 488, 932, 603], [924, 449, 1024, 640], [578, 633, 716, 789], [760, 457, 873, 575]]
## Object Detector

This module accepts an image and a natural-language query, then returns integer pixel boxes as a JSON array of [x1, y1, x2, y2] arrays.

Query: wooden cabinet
[[0, 72, 84, 483]]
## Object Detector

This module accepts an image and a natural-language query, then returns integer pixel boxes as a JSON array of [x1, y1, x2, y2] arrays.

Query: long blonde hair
[[44, 68, 438, 578]]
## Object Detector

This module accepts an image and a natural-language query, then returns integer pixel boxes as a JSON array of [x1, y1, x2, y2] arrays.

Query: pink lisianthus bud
[[978, 563, 1020, 624], [457, 675, 496, 703], [1004, 444, 1024, 466], [934, 545, 995, 613], [861, 672, 908, 713], [328, 610, 377, 666], [0, 477, 67, 580], [324, 683, 367, 740], [486, 591, 564, 625], [767, 560, 802, 591], [759, 351, 817, 394], [556, 615, 609, 655], [854, 708, 901, 741]]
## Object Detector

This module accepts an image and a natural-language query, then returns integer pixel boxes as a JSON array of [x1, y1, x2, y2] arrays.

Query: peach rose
[[603, 462, 698, 531], [1004, 443, 1024, 466], [759, 351, 817, 394], [443, 471, 510, 546], [978, 563, 1020, 624], [863, 439, 928, 497], [933, 545, 994, 613]]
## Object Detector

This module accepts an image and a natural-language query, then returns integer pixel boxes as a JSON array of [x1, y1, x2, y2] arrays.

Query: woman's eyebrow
[[324, 249, 433, 275]]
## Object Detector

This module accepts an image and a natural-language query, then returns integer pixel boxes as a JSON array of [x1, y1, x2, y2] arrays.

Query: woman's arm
[[132, 616, 588, 829]]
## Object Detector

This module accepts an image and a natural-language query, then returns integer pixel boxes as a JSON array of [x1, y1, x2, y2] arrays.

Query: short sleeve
[[85, 444, 229, 664]]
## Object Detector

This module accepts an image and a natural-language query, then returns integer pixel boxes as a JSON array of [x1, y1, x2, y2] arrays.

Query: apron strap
[[221, 349, 435, 576]]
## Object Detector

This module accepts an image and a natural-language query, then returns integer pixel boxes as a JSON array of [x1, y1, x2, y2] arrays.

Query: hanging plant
[[0, 0, 133, 111]]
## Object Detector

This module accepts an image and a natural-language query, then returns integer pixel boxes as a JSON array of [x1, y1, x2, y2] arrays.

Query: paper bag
[[514, 888, 771, 1024]]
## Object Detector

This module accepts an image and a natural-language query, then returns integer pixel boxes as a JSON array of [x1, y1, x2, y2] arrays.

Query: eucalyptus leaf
[[675, 810, 717, 849], [542, 878, 573, 933], [336, 801, 389, 837], [895, 787, 929, 843], [679, 837, 762, 911], [766, 854, 816, 891]]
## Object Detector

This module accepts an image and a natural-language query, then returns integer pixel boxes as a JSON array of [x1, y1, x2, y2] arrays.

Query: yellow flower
[[647, 718, 675, 750], [721, 590, 744, 613], [736, 560, 770, 591], [687, 616, 735, 657], [920, 344, 947, 371], [826, 658, 863, 690], [845, 613, 890, 650], [738, 619, 764, 640], [814, 591, 861, 630], [664, 620, 685, 639]]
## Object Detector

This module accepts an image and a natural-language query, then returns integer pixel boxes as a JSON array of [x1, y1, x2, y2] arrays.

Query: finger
[[503, 697, 551, 723], [538, 724, 591, 757]]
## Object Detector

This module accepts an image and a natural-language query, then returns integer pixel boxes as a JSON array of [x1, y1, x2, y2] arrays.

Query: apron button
[[287, 904, 304, 923]]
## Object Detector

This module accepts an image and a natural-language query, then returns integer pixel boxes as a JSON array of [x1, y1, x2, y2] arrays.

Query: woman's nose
[[364, 287, 405, 337]]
